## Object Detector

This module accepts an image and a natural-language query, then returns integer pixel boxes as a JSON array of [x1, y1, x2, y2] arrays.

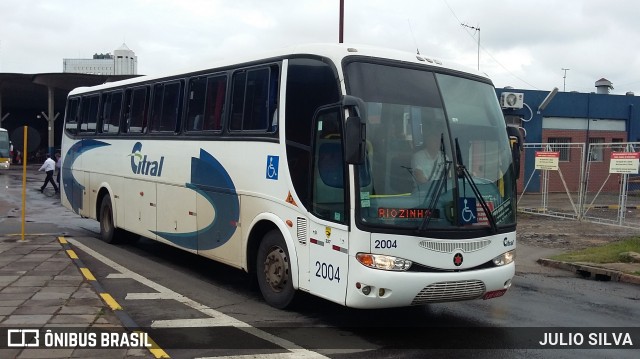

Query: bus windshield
[[345, 61, 516, 231]]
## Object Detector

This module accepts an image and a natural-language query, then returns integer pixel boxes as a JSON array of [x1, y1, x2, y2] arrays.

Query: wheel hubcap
[[263, 246, 289, 292]]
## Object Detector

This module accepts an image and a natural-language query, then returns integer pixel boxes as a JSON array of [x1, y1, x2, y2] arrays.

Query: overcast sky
[[1, 0, 639, 95]]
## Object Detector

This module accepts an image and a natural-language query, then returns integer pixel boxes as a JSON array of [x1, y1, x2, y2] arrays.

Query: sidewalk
[[0, 166, 156, 358], [0, 218, 155, 358]]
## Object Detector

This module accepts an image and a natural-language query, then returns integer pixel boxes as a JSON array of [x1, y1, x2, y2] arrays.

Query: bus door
[[308, 107, 349, 304]]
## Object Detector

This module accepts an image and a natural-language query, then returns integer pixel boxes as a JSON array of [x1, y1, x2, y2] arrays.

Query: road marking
[[100, 293, 123, 310], [66, 249, 79, 259], [136, 330, 170, 359], [67, 238, 329, 357], [151, 318, 230, 328], [198, 350, 329, 359], [80, 267, 96, 281], [125, 292, 175, 300]]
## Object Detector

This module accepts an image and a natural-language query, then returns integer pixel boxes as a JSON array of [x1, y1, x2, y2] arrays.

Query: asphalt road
[[1, 169, 639, 358]]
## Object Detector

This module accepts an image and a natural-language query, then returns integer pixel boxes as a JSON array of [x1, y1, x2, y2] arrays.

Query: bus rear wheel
[[256, 230, 296, 309], [99, 195, 138, 244]]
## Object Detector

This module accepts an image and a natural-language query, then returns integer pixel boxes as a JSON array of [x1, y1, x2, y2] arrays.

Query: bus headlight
[[356, 253, 412, 271], [492, 250, 516, 266]]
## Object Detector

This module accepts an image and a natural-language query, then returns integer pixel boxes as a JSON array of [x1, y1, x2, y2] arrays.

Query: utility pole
[[561, 68, 570, 91], [339, 0, 344, 43], [461, 23, 480, 71]]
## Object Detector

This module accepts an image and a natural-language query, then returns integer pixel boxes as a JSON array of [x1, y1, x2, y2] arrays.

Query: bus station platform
[[0, 217, 157, 358]]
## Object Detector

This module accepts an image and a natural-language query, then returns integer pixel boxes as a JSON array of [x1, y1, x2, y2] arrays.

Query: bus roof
[[68, 43, 489, 96]]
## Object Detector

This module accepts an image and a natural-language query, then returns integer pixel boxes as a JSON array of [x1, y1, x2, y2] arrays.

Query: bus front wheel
[[256, 230, 296, 309]]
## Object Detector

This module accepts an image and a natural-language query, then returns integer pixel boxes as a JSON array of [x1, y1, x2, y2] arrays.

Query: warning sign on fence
[[609, 152, 640, 174], [535, 151, 560, 171]]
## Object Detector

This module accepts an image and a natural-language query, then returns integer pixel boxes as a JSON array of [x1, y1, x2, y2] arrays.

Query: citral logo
[[129, 142, 164, 177]]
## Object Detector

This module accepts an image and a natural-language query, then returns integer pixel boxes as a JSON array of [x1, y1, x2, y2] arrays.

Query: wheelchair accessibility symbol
[[459, 197, 477, 224], [266, 155, 279, 180]]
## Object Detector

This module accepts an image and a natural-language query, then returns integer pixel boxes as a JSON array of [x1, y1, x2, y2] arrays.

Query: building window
[[588, 137, 604, 161], [548, 137, 571, 161], [612, 138, 624, 151]]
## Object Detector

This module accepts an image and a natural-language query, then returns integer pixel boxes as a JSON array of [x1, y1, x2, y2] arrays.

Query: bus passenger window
[[101, 91, 122, 134], [229, 66, 278, 133], [186, 77, 206, 131], [204, 76, 226, 131], [128, 87, 148, 134], [79, 95, 100, 134], [65, 98, 80, 135]]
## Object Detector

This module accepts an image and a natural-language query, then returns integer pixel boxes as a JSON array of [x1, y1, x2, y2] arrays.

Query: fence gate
[[517, 143, 585, 220], [581, 142, 640, 228]]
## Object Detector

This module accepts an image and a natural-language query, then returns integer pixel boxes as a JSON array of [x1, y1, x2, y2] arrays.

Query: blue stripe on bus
[[62, 139, 111, 213], [154, 149, 239, 251]]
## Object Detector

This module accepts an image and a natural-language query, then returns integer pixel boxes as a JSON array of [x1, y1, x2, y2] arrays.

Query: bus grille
[[411, 280, 486, 304], [419, 239, 491, 253]]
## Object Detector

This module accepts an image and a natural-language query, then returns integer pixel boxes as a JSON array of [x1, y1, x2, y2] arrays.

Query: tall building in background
[[63, 43, 137, 75]]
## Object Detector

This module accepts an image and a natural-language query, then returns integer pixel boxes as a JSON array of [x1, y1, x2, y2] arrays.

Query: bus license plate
[[482, 289, 507, 300]]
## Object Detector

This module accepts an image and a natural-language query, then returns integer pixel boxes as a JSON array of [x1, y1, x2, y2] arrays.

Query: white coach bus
[[61, 44, 521, 309]]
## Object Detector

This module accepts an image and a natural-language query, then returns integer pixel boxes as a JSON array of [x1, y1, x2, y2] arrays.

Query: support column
[[47, 86, 55, 156]]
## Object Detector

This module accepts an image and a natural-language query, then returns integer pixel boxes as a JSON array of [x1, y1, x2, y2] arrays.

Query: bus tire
[[99, 195, 121, 244], [256, 230, 296, 309]]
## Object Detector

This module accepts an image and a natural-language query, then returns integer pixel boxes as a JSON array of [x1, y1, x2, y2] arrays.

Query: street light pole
[[562, 68, 570, 91]]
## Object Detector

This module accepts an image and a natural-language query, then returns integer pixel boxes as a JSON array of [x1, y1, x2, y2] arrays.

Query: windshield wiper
[[418, 134, 451, 232], [454, 138, 498, 233]]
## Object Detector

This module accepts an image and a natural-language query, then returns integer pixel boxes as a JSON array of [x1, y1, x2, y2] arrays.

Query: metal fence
[[517, 142, 640, 229]]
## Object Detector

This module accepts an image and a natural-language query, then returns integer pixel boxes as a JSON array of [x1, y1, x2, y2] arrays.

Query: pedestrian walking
[[38, 153, 59, 194]]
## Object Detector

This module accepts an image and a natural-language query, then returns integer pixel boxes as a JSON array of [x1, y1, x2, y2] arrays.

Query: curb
[[537, 258, 640, 285], [58, 236, 170, 358]]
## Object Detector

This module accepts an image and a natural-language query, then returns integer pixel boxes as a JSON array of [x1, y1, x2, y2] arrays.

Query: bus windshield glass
[[345, 61, 516, 231]]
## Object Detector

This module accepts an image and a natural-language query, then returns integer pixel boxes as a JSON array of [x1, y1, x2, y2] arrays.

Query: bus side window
[[229, 65, 278, 133], [128, 87, 148, 134], [186, 77, 206, 131], [79, 95, 100, 134], [121, 89, 132, 133], [100, 91, 122, 134], [149, 81, 182, 133], [65, 98, 80, 135], [186, 75, 226, 133], [204, 75, 226, 131]]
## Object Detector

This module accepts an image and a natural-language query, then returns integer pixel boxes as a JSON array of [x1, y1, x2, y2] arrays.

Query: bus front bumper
[[345, 256, 515, 309]]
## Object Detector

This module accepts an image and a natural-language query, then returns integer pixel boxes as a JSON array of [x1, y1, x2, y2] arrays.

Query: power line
[[461, 23, 480, 71], [442, 0, 540, 90]]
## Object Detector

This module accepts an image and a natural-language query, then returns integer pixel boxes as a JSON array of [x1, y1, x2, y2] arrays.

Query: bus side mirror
[[342, 95, 367, 165], [506, 125, 523, 180], [345, 116, 366, 165]]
